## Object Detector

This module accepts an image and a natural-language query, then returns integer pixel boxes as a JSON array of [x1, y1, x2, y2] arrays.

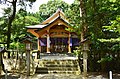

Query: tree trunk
[[7, 0, 17, 58], [0, 52, 5, 73], [79, 0, 88, 77]]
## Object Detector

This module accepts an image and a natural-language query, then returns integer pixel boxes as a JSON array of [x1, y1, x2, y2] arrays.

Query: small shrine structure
[[26, 9, 79, 53]]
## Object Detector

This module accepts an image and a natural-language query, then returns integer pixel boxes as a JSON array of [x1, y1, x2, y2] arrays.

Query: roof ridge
[[41, 8, 66, 24]]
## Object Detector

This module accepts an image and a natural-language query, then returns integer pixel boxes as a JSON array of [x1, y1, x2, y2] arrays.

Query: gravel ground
[[1, 73, 120, 79], [19, 74, 108, 79]]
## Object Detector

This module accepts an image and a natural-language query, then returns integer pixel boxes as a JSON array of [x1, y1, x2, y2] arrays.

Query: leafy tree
[[0, 0, 36, 57], [66, 0, 120, 72], [11, 9, 39, 49], [88, 0, 120, 72], [39, 0, 70, 21], [0, 0, 37, 73]]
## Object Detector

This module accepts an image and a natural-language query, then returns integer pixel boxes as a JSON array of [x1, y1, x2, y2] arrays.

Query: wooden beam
[[27, 29, 39, 37], [37, 30, 47, 37], [50, 29, 69, 33], [50, 34, 69, 37], [41, 19, 71, 33]]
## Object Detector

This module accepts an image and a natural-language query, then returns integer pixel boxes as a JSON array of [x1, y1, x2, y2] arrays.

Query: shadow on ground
[[0, 75, 20, 79]]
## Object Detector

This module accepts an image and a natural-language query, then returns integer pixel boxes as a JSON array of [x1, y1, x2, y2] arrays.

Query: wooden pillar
[[37, 38, 41, 59], [47, 33, 50, 53], [68, 33, 71, 53], [37, 38, 41, 52]]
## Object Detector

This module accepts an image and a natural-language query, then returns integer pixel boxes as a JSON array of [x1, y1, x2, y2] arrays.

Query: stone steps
[[44, 64, 78, 67], [36, 67, 79, 71], [35, 68, 79, 74], [35, 59, 80, 75]]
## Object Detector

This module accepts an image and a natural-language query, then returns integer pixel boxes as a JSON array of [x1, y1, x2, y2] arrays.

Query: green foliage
[[111, 43, 120, 52], [98, 38, 120, 42], [2, 7, 11, 16], [39, 0, 70, 20], [11, 9, 39, 45], [0, 16, 8, 43], [0, 0, 37, 50], [73, 46, 82, 56], [25, 16, 39, 25], [66, 1, 81, 34], [97, 56, 113, 63], [0, 1, 38, 48], [10, 41, 25, 50]]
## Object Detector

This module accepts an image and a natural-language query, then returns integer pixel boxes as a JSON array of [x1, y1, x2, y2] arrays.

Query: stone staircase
[[35, 59, 81, 75]]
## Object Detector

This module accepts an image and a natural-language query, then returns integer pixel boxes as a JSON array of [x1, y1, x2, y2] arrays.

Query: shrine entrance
[[50, 38, 68, 53]]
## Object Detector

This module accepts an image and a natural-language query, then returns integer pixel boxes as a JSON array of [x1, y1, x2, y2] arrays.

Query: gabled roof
[[43, 16, 71, 31], [44, 15, 70, 28], [26, 15, 70, 29], [26, 9, 73, 38], [26, 9, 70, 29], [41, 8, 68, 24]]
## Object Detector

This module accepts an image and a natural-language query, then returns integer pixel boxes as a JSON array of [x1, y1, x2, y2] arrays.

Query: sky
[[0, 0, 74, 17]]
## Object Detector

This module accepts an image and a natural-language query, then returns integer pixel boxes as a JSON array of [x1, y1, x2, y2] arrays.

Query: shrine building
[[26, 9, 79, 53]]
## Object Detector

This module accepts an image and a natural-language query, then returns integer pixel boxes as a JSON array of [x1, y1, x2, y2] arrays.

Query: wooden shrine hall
[[26, 9, 79, 53]]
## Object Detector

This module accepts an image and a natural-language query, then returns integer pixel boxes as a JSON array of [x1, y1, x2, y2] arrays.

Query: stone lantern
[[22, 34, 33, 50], [22, 36, 33, 76]]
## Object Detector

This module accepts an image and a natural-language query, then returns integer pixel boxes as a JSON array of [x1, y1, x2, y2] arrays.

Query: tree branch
[[6, 0, 13, 3]]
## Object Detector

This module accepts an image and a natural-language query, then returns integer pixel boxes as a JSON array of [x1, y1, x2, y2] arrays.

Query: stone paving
[[21, 74, 108, 79], [39, 53, 77, 60]]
